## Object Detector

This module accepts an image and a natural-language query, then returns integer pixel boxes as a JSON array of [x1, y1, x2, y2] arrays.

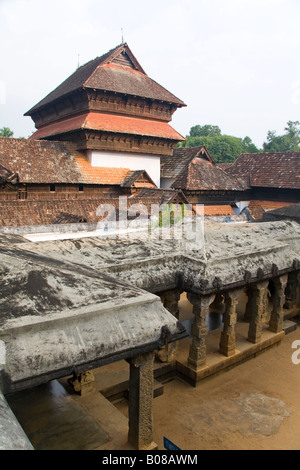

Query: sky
[[0, 0, 300, 148]]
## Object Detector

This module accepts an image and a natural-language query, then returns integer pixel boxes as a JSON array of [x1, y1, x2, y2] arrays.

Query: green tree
[[263, 121, 300, 152], [178, 124, 259, 162], [242, 136, 259, 153], [189, 124, 222, 138], [0, 127, 14, 137]]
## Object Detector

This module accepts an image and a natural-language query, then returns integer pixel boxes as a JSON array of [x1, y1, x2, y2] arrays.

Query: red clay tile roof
[[250, 200, 294, 211], [133, 188, 190, 205], [161, 146, 214, 179], [203, 205, 235, 216], [0, 163, 18, 185], [226, 152, 300, 189], [25, 43, 186, 116], [0, 196, 181, 227], [30, 112, 185, 141], [171, 154, 246, 191], [121, 170, 156, 188], [246, 201, 294, 221], [0, 137, 153, 186], [216, 162, 234, 171]]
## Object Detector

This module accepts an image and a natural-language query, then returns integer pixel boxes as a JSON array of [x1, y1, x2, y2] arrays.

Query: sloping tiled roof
[[133, 188, 190, 205], [30, 112, 184, 141], [226, 152, 300, 189], [25, 43, 186, 116], [245, 201, 294, 221], [263, 203, 300, 221], [0, 163, 18, 185], [0, 138, 84, 184], [0, 138, 153, 186], [171, 154, 246, 191], [161, 146, 213, 179], [216, 162, 234, 171], [0, 197, 177, 227], [121, 170, 156, 188], [203, 205, 235, 216]]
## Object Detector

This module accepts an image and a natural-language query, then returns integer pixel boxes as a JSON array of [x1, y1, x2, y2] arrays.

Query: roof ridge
[[24, 44, 124, 116]]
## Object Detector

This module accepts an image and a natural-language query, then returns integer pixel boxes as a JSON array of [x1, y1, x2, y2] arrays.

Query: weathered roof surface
[[0, 163, 18, 185], [226, 152, 300, 189], [0, 138, 85, 184], [203, 205, 235, 216], [171, 156, 246, 191], [262, 203, 300, 222], [0, 196, 179, 227], [161, 146, 213, 179], [161, 146, 245, 191], [30, 112, 184, 142], [217, 162, 234, 171], [121, 170, 156, 188], [134, 188, 190, 205], [247, 201, 294, 221], [1, 219, 300, 393], [25, 43, 186, 116], [0, 233, 184, 389], [0, 138, 155, 186]]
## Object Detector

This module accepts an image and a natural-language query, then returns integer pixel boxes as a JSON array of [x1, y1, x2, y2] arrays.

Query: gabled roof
[[161, 146, 214, 180], [226, 152, 300, 189], [30, 112, 184, 142], [163, 146, 246, 191], [25, 43, 186, 116], [121, 170, 156, 188]]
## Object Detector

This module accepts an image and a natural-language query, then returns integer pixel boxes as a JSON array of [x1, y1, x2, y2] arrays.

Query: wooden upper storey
[[25, 44, 186, 129]]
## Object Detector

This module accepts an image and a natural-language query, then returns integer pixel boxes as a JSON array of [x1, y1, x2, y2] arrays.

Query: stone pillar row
[[185, 274, 289, 371]]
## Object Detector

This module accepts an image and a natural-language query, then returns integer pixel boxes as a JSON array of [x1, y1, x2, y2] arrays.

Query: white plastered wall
[[87, 150, 161, 188]]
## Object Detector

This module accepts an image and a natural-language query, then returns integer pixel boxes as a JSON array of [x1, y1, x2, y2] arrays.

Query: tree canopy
[[178, 121, 300, 162], [177, 124, 259, 163], [0, 127, 14, 137], [262, 121, 300, 152]]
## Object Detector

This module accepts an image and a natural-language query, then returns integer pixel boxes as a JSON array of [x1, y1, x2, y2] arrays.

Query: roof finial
[[121, 28, 124, 44]]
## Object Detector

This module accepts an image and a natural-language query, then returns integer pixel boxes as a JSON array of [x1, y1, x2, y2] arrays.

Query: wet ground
[[5, 295, 300, 451]]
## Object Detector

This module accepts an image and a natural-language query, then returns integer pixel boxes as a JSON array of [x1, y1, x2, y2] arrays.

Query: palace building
[[25, 42, 186, 189]]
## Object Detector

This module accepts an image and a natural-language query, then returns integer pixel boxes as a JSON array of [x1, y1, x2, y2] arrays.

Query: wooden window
[[50, 184, 56, 192], [18, 187, 27, 200], [78, 184, 84, 192]]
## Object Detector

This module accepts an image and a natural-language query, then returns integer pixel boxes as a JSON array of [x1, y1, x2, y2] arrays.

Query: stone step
[[283, 320, 298, 335]]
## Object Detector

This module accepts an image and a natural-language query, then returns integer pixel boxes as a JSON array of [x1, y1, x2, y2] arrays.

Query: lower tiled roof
[[172, 158, 246, 191], [0, 138, 155, 187], [246, 200, 294, 221], [226, 152, 300, 189], [0, 197, 172, 227], [30, 112, 184, 142]]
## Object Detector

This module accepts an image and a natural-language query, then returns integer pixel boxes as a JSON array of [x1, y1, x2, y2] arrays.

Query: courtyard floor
[[7, 320, 300, 451]]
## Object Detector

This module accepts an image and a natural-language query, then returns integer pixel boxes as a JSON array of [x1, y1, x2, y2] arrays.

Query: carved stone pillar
[[128, 352, 157, 450], [157, 289, 182, 363], [284, 271, 298, 309], [247, 281, 269, 344], [244, 285, 256, 322], [269, 275, 288, 333], [219, 288, 243, 357], [297, 271, 300, 309], [187, 293, 215, 370], [160, 289, 182, 320]]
